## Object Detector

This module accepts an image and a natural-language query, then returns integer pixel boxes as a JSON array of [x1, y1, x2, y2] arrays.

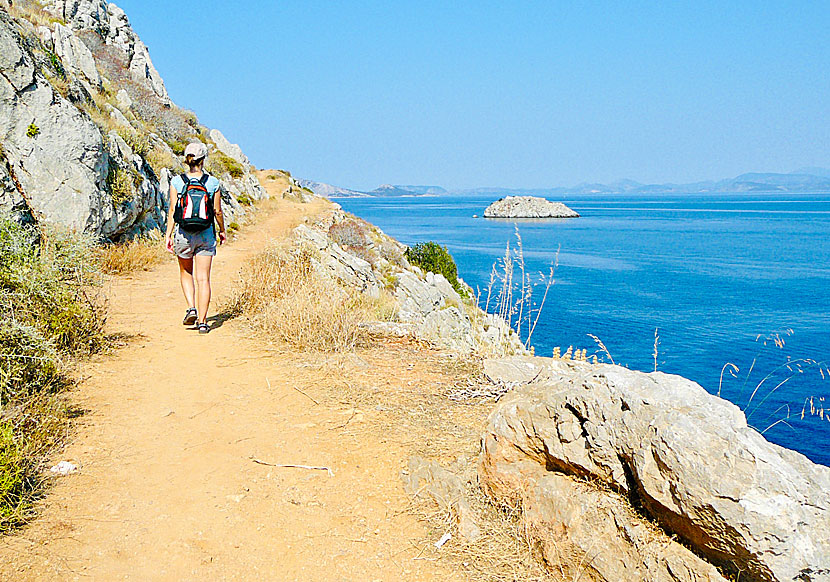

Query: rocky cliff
[[0, 0, 264, 239]]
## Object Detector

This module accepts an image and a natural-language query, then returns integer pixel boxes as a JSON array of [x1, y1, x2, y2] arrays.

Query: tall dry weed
[[483, 227, 557, 349]]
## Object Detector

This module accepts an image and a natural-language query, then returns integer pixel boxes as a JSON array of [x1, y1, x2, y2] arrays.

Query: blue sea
[[338, 192, 830, 467]]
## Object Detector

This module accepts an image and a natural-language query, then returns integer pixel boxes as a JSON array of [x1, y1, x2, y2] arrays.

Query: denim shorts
[[173, 226, 216, 259]]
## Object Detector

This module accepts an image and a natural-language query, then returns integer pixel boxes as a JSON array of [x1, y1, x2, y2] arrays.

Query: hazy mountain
[[370, 184, 423, 197], [300, 169, 830, 200], [393, 185, 448, 195], [298, 179, 368, 198], [792, 167, 830, 178]]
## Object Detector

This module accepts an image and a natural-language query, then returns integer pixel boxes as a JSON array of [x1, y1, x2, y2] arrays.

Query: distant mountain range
[[300, 169, 830, 198]]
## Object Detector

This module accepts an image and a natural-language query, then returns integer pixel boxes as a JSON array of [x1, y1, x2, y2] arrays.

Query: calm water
[[338, 192, 830, 466]]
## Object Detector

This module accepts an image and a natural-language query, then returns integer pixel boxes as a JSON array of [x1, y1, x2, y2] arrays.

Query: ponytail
[[185, 153, 205, 170]]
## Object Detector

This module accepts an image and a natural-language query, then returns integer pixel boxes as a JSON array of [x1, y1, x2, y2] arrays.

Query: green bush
[[405, 242, 465, 295], [26, 124, 39, 138]]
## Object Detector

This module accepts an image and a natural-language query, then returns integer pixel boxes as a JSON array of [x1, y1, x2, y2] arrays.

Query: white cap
[[184, 141, 208, 160]]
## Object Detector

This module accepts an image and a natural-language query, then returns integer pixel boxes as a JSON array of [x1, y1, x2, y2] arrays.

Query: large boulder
[[479, 357, 830, 581], [209, 128, 250, 166]]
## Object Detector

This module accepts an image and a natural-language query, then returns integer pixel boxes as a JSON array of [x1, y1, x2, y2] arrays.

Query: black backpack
[[174, 173, 214, 233]]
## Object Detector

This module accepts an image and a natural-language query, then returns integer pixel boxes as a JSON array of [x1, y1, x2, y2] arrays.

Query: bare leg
[[177, 257, 196, 308], [193, 254, 213, 324]]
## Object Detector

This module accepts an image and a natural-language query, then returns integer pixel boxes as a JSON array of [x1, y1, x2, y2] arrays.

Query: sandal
[[182, 307, 197, 326], [197, 322, 210, 335]]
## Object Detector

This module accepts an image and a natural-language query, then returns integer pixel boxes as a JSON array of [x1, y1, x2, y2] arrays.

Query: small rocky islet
[[482, 195, 579, 218]]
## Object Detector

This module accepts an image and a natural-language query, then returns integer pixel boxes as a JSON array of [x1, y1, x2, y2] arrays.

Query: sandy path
[[0, 193, 466, 581]]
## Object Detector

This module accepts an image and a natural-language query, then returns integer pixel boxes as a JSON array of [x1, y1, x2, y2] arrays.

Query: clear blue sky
[[117, 1, 829, 190]]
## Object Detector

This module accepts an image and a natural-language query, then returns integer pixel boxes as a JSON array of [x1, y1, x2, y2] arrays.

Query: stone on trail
[[50, 461, 78, 476], [403, 456, 481, 542]]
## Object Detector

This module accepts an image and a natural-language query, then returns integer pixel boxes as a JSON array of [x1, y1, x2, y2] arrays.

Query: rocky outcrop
[[0, 10, 111, 231], [479, 356, 830, 581], [483, 196, 579, 218], [1, 1, 264, 238], [289, 209, 526, 356]]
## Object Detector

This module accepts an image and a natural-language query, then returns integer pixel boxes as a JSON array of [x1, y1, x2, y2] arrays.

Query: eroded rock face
[[0, 13, 111, 232], [483, 196, 579, 218], [479, 357, 830, 581], [3, 1, 264, 237]]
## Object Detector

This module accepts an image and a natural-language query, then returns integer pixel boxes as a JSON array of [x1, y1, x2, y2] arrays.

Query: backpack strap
[[199, 173, 210, 186], [178, 173, 189, 193]]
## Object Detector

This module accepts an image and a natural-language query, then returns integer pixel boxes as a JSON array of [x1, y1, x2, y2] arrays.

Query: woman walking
[[164, 141, 227, 334]]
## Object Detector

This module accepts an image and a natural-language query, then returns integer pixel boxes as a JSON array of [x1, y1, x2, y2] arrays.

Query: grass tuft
[[227, 244, 393, 352], [99, 234, 169, 275]]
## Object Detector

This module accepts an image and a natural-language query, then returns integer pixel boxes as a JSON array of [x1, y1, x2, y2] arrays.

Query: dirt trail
[[0, 190, 476, 581]]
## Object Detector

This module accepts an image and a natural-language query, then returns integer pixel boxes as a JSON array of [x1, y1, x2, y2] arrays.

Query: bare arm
[[214, 185, 226, 244], [164, 183, 177, 253]]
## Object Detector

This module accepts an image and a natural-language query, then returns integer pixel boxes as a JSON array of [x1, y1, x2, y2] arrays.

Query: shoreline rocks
[[483, 196, 579, 218], [479, 356, 830, 581]]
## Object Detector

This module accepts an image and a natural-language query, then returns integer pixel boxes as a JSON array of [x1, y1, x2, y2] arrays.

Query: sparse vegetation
[[0, 215, 105, 531], [227, 244, 394, 352], [26, 124, 40, 138], [145, 144, 180, 177], [483, 228, 556, 348], [116, 128, 150, 157], [107, 165, 136, 204], [236, 193, 253, 206], [208, 151, 244, 179]]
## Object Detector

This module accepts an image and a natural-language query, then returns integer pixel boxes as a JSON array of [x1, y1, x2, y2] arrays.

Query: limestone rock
[[115, 88, 132, 110], [483, 196, 579, 218], [479, 358, 830, 581], [209, 128, 250, 166], [292, 224, 380, 295], [52, 23, 102, 90], [417, 307, 475, 353], [128, 39, 168, 102], [394, 271, 445, 321], [523, 471, 727, 581], [47, 0, 109, 35], [482, 355, 544, 385], [403, 457, 481, 542], [0, 15, 110, 232]]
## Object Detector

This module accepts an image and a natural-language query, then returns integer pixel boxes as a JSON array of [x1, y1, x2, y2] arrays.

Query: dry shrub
[[329, 218, 371, 248], [0, 215, 105, 531], [228, 244, 389, 352], [100, 235, 169, 275]]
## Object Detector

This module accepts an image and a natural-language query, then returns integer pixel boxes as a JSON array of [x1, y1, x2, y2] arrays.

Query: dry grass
[[99, 235, 169, 275], [227, 243, 395, 352], [411, 490, 556, 582]]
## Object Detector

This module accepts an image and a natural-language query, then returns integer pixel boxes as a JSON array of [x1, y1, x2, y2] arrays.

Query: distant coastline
[[301, 169, 830, 199]]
